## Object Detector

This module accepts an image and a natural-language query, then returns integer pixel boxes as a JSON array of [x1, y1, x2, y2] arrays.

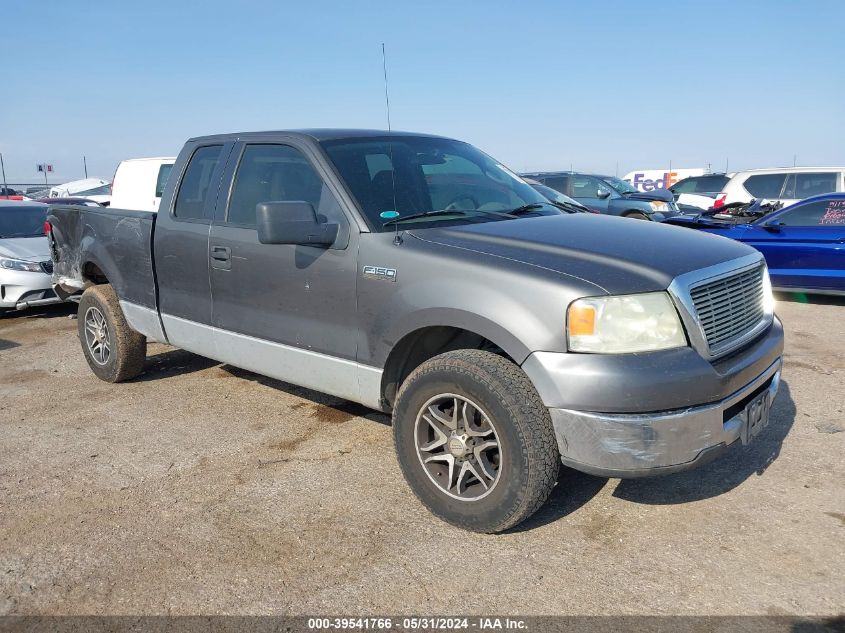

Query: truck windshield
[[320, 136, 552, 231], [0, 204, 48, 238]]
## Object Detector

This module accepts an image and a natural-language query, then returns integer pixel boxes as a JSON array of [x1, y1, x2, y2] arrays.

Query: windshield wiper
[[549, 200, 587, 213], [382, 208, 520, 228], [382, 210, 471, 227], [509, 202, 559, 215]]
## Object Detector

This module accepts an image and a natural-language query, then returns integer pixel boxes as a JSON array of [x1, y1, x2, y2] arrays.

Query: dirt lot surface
[[1, 295, 843, 616]]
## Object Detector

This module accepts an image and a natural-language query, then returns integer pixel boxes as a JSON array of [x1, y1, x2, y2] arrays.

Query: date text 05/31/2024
[[307, 617, 528, 630]]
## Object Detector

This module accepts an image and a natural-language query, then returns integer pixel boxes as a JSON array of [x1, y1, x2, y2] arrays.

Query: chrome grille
[[40, 260, 53, 274], [689, 265, 766, 355]]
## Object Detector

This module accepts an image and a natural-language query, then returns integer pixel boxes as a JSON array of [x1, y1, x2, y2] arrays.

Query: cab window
[[226, 144, 344, 229], [572, 175, 612, 199], [173, 145, 223, 220]]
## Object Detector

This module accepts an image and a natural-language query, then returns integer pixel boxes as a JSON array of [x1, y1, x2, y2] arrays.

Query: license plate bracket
[[741, 392, 770, 445]]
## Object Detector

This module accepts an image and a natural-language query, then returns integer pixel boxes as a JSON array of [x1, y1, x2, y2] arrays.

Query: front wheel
[[393, 350, 559, 533], [625, 211, 650, 220], [77, 284, 146, 382]]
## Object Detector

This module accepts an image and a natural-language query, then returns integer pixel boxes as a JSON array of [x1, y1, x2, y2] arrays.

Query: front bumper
[[522, 318, 784, 478], [548, 358, 781, 477], [0, 269, 61, 310]]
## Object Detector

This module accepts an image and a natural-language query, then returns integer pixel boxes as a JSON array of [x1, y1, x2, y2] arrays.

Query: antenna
[[0, 152, 7, 194], [381, 43, 401, 244], [381, 43, 392, 132]]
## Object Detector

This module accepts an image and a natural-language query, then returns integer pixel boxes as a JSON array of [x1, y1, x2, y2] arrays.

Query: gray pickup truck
[[47, 129, 784, 533]]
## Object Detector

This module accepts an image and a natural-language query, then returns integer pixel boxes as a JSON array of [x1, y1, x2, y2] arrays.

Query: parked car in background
[[690, 194, 844, 295], [622, 168, 707, 192], [0, 187, 25, 200], [522, 171, 680, 220], [669, 173, 732, 211], [110, 157, 176, 212], [70, 183, 112, 206], [522, 177, 592, 213], [0, 201, 63, 312], [714, 167, 845, 209], [49, 129, 782, 532], [48, 178, 109, 198]]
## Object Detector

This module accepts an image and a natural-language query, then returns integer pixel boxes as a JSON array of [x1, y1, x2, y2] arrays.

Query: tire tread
[[394, 349, 559, 533]]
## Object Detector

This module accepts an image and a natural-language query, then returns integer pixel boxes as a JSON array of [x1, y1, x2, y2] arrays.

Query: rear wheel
[[393, 349, 559, 533], [77, 284, 146, 382]]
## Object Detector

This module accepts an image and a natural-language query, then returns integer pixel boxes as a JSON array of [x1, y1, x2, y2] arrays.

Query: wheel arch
[[379, 312, 530, 409]]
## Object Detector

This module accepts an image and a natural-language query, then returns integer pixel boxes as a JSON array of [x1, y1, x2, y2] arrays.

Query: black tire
[[626, 211, 650, 220], [77, 284, 146, 382], [393, 349, 559, 533]]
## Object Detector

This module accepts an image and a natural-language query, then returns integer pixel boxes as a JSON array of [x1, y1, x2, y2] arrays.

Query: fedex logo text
[[632, 172, 679, 192]]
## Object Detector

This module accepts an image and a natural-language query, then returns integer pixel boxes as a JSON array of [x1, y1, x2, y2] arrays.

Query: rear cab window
[[155, 164, 174, 198], [173, 145, 224, 220]]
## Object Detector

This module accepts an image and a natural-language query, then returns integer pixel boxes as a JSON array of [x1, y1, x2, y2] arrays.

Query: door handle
[[210, 246, 231, 261]]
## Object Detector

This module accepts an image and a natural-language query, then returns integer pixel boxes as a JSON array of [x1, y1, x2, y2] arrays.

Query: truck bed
[[47, 205, 158, 309]]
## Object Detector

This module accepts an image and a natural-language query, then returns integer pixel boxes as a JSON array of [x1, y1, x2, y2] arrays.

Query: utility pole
[[0, 152, 7, 193], [793, 154, 797, 167], [83, 155, 88, 178]]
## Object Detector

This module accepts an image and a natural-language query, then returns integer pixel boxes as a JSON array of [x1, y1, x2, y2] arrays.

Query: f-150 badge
[[363, 266, 397, 282]]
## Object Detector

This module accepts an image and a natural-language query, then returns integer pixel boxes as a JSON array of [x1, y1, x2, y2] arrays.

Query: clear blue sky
[[2, 0, 843, 184]]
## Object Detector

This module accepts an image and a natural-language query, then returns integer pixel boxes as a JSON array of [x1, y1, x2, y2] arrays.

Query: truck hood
[[0, 236, 50, 261], [409, 214, 758, 294]]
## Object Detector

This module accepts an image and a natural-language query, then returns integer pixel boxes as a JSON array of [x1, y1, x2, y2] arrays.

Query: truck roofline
[[186, 128, 458, 144]]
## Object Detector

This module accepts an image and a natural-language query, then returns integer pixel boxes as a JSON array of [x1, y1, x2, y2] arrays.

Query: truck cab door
[[154, 142, 233, 350], [207, 140, 360, 397]]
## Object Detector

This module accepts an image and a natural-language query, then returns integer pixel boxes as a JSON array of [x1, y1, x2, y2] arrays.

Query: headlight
[[762, 265, 776, 313], [649, 201, 669, 212], [568, 292, 687, 353], [0, 257, 44, 272]]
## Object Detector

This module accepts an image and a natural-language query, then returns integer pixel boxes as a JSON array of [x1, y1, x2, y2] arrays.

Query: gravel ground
[[0, 295, 842, 616]]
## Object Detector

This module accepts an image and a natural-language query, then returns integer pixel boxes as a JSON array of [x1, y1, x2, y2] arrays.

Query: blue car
[[697, 193, 845, 295]]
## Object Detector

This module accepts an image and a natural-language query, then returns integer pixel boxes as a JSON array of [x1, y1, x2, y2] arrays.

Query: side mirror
[[256, 201, 338, 246], [597, 190, 611, 199], [762, 220, 784, 232]]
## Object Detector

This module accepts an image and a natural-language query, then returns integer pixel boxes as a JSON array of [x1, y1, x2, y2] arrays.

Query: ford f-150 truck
[[47, 130, 784, 533]]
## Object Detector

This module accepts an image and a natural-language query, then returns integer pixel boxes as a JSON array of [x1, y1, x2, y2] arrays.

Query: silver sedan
[[0, 201, 63, 312]]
